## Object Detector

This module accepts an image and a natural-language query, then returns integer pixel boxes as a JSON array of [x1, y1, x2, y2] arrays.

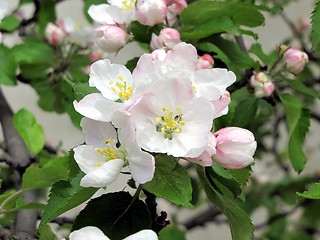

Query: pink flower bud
[[94, 24, 128, 53], [250, 72, 275, 98], [89, 51, 103, 62], [45, 23, 66, 46], [213, 127, 257, 169], [283, 48, 308, 74], [167, 0, 187, 14], [196, 54, 214, 69], [295, 17, 310, 33], [136, 0, 167, 26], [150, 27, 181, 51]]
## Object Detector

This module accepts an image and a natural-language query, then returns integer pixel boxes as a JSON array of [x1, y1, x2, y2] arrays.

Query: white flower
[[130, 76, 214, 158], [69, 226, 158, 240], [0, 0, 8, 22], [73, 118, 155, 187]]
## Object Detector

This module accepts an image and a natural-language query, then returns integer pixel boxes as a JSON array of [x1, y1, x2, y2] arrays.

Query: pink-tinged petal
[[89, 59, 133, 100], [74, 93, 122, 122], [211, 91, 231, 118], [73, 145, 107, 173], [213, 153, 254, 170], [126, 142, 155, 184], [70, 226, 110, 240], [88, 4, 115, 24], [111, 111, 136, 144], [164, 42, 198, 72], [187, 151, 212, 167], [80, 118, 117, 148], [123, 229, 158, 240], [193, 68, 236, 101], [132, 54, 155, 83], [80, 159, 124, 187]]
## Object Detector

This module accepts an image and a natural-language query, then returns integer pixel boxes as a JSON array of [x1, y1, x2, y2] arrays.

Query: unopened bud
[[250, 72, 275, 98], [197, 54, 214, 69], [136, 0, 167, 26], [283, 48, 308, 74], [45, 23, 66, 46], [150, 27, 181, 51]]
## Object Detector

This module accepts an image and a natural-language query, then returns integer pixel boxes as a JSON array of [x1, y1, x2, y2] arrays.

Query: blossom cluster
[[88, 0, 187, 53], [73, 41, 257, 188]]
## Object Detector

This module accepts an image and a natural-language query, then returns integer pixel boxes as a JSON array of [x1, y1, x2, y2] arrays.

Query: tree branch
[[0, 87, 37, 239]]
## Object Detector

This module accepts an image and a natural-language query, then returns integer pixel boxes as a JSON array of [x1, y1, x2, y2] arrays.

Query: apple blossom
[[73, 118, 155, 187], [283, 48, 309, 74], [150, 28, 181, 51], [136, 0, 167, 26], [45, 23, 66, 46], [250, 72, 275, 98], [212, 127, 257, 169], [167, 0, 187, 14], [197, 54, 214, 69], [130, 76, 214, 158], [94, 24, 128, 53], [69, 226, 158, 240]]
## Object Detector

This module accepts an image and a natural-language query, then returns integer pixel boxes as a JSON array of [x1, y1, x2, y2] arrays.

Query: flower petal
[[73, 145, 106, 173], [88, 4, 115, 24], [74, 93, 122, 122], [80, 159, 124, 188], [70, 226, 110, 240], [123, 229, 158, 240]]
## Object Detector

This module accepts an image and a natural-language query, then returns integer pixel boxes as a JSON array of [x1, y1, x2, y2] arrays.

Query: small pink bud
[[167, 0, 187, 14], [250, 72, 275, 98], [136, 0, 167, 26], [94, 24, 128, 53], [89, 51, 102, 62], [196, 54, 214, 69], [45, 23, 66, 46], [283, 48, 309, 74], [295, 17, 310, 33], [213, 127, 257, 169], [262, 82, 275, 97], [150, 27, 181, 51], [211, 91, 230, 117]]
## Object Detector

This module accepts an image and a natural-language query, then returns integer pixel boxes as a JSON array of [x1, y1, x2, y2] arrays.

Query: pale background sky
[[0, 0, 317, 239]]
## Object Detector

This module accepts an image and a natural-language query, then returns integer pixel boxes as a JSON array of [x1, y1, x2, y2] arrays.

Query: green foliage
[[72, 192, 151, 239], [249, 43, 275, 65], [285, 78, 320, 98], [232, 96, 258, 127], [144, 155, 193, 207], [280, 93, 310, 173], [65, 78, 99, 100], [297, 182, 320, 199], [13, 109, 45, 154], [311, 0, 320, 54], [38, 225, 59, 240], [197, 166, 254, 240], [38, 0, 56, 35], [0, 45, 18, 85], [40, 172, 97, 227], [0, 16, 20, 32], [159, 226, 186, 240], [22, 156, 69, 190], [181, 1, 264, 28]]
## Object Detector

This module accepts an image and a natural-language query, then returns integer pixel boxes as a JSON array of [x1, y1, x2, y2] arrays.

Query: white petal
[[74, 93, 123, 122], [70, 226, 110, 240], [89, 59, 133, 100], [123, 230, 158, 240], [126, 142, 155, 184], [80, 118, 118, 148], [193, 68, 236, 101], [112, 111, 136, 144], [73, 145, 106, 173], [80, 159, 124, 188], [88, 4, 115, 24]]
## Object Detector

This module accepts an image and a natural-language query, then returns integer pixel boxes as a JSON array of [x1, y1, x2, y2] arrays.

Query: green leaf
[[131, 21, 154, 43], [12, 39, 56, 64], [64, 78, 99, 100], [197, 166, 254, 240], [232, 96, 258, 127], [181, 1, 264, 27], [0, 45, 17, 85], [13, 108, 45, 154], [72, 192, 151, 239], [38, 224, 59, 240], [0, 16, 20, 32], [19, 0, 33, 5], [285, 79, 320, 98], [38, 0, 56, 35], [249, 43, 274, 65], [22, 156, 69, 190], [159, 226, 186, 240], [181, 17, 240, 40], [125, 57, 140, 72], [144, 155, 193, 207], [40, 172, 97, 227], [279, 93, 310, 172], [298, 182, 320, 199], [311, 0, 320, 54], [197, 42, 231, 68]]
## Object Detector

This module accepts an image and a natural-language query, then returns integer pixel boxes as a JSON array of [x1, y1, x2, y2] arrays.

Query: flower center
[[109, 75, 133, 102], [94, 138, 126, 166], [155, 106, 186, 140], [121, 0, 136, 10]]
